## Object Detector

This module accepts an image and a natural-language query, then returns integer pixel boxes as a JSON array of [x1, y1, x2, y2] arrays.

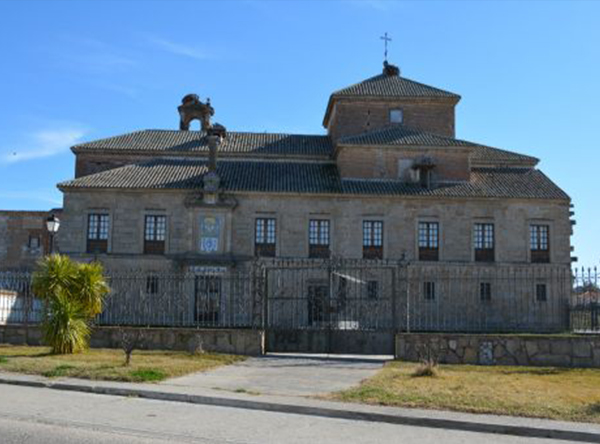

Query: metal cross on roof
[[380, 32, 392, 62]]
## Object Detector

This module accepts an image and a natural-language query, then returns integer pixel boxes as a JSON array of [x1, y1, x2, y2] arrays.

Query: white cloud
[[145, 35, 212, 60], [1, 128, 87, 164]]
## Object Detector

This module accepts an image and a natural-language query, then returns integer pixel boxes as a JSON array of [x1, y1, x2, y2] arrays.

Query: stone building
[[0, 210, 62, 270], [56, 62, 571, 270], [43, 61, 574, 346]]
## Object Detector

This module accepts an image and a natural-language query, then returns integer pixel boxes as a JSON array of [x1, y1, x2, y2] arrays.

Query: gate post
[[405, 263, 411, 334], [262, 266, 268, 332]]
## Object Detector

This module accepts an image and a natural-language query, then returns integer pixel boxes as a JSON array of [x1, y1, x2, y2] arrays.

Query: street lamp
[[45, 214, 60, 255]]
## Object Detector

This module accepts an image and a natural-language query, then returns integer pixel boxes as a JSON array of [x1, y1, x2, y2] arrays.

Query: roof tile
[[58, 159, 568, 200], [73, 130, 333, 158]]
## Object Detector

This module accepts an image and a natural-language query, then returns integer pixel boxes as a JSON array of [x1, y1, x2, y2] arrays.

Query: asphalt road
[[0, 384, 573, 443]]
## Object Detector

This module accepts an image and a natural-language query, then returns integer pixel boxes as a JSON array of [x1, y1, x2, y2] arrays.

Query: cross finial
[[380, 32, 392, 62]]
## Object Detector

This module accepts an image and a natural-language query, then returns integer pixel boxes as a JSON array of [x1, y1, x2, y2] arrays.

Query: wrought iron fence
[[571, 267, 600, 333], [0, 261, 596, 334], [401, 264, 572, 333], [0, 271, 42, 325], [97, 267, 263, 328]]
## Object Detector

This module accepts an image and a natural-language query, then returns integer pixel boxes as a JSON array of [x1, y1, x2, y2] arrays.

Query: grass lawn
[[0, 345, 244, 383], [331, 361, 600, 423]]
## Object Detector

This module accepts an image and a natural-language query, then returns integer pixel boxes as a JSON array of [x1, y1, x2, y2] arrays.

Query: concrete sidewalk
[[164, 353, 388, 396], [0, 367, 599, 443]]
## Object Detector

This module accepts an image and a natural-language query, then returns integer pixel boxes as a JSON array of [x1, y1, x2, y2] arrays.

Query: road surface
[[0, 384, 573, 443]]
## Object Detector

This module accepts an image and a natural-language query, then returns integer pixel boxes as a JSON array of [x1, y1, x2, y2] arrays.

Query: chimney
[[206, 124, 227, 173], [207, 135, 219, 172]]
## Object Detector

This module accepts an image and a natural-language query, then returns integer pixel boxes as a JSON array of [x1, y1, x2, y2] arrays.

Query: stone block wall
[[336, 146, 471, 181], [58, 190, 572, 267], [326, 99, 457, 141], [0, 210, 62, 269], [396, 333, 600, 368], [0, 325, 265, 356]]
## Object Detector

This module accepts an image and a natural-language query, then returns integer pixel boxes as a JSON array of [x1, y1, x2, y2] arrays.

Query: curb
[[1, 377, 599, 443]]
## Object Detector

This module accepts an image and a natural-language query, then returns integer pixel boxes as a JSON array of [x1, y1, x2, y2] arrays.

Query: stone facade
[[335, 145, 471, 181], [0, 61, 575, 340], [0, 210, 62, 270], [57, 190, 571, 269], [396, 333, 600, 368], [0, 325, 264, 356], [326, 98, 457, 142]]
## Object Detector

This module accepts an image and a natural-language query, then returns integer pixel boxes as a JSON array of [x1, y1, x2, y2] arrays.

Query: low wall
[[0, 325, 265, 356], [396, 333, 600, 368], [267, 329, 395, 355]]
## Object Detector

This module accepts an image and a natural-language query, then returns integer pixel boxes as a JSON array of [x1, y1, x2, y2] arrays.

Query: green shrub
[[32, 255, 109, 355]]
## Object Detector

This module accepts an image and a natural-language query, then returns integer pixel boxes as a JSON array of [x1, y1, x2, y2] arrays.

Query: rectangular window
[[530, 225, 550, 263], [418, 222, 439, 261], [87, 214, 109, 254], [144, 215, 167, 255], [363, 220, 383, 259], [255, 218, 276, 257], [367, 281, 379, 300], [389, 109, 403, 124], [28, 235, 41, 249], [309, 219, 330, 258], [146, 275, 159, 295], [480, 282, 492, 302], [424, 281, 436, 300], [536, 283, 547, 302], [474, 223, 495, 262]]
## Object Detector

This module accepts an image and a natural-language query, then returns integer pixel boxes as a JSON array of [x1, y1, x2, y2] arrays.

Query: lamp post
[[45, 214, 60, 255]]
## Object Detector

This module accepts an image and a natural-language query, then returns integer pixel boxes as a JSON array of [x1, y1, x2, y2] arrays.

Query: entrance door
[[264, 262, 396, 354], [194, 275, 221, 326]]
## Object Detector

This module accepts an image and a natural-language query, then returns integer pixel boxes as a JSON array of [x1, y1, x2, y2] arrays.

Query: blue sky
[[0, 0, 598, 265]]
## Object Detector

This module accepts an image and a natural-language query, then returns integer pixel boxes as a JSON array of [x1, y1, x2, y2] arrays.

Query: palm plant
[[33, 255, 109, 354]]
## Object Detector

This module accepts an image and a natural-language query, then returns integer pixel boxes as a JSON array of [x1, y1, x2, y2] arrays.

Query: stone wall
[[396, 333, 600, 368], [335, 145, 471, 181], [0, 210, 62, 270], [0, 325, 265, 356], [58, 190, 572, 267], [326, 99, 457, 141]]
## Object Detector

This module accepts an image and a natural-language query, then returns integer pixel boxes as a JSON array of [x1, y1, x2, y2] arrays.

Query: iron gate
[[264, 258, 399, 354]]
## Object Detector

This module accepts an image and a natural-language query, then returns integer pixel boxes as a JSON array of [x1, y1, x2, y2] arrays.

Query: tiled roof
[[470, 145, 538, 167], [338, 126, 476, 148], [58, 159, 568, 200], [72, 130, 333, 158], [338, 125, 538, 167], [331, 74, 460, 99], [324, 71, 460, 126]]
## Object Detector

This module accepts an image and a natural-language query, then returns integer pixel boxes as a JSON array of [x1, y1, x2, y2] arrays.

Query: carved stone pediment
[[184, 192, 237, 209]]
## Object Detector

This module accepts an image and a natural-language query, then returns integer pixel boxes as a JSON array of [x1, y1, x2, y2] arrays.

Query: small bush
[[0, 357, 8, 364], [412, 361, 439, 378], [413, 339, 441, 377], [43, 364, 76, 378], [43, 294, 91, 354], [129, 368, 167, 382]]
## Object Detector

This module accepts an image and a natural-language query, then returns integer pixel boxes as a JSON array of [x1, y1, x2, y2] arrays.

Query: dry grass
[[332, 361, 600, 423], [0, 345, 244, 383]]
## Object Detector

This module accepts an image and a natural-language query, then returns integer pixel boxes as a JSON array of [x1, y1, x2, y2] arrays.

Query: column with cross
[[380, 32, 392, 62]]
